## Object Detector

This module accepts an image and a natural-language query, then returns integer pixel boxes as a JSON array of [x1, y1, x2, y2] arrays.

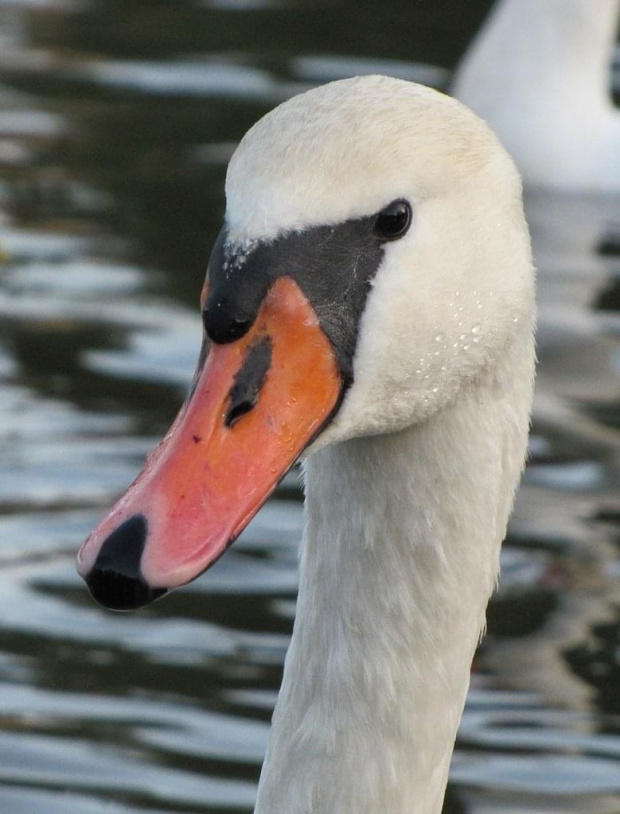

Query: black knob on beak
[[202, 303, 253, 344]]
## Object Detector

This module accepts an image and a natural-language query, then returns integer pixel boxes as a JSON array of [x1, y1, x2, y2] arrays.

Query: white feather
[[453, 0, 620, 191], [224, 76, 536, 814]]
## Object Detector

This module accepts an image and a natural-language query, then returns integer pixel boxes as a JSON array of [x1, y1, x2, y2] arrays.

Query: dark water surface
[[1, 1, 620, 812]]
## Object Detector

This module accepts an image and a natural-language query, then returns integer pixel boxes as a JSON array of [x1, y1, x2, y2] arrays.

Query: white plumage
[[453, 0, 620, 190], [223, 76, 536, 813]]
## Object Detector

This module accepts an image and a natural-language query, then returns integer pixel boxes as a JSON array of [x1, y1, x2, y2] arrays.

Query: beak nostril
[[225, 335, 273, 428], [225, 397, 256, 428]]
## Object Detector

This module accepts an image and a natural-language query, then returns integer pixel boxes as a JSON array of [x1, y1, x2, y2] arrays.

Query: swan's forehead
[[225, 76, 505, 241]]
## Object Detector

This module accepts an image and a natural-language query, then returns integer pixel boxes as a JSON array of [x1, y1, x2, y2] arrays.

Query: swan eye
[[374, 199, 412, 241]]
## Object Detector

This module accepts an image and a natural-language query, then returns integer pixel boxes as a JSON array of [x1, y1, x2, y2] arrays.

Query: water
[[0, 1, 619, 812]]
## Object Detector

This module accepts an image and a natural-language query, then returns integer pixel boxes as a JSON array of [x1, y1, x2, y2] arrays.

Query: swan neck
[[254, 337, 534, 814]]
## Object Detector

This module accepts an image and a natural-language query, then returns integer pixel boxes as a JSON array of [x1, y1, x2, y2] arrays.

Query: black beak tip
[[84, 514, 167, 611], [86, 566, 167, 612]]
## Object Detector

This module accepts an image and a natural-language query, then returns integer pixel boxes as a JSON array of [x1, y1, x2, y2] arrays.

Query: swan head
[[77, 76, 534, 609]]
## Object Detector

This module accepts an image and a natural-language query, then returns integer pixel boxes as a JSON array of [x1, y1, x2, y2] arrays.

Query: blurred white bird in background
[[453, 0, 620, 191]]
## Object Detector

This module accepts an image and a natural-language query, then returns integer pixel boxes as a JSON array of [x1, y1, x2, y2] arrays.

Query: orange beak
[[77, 277, 342, 609]]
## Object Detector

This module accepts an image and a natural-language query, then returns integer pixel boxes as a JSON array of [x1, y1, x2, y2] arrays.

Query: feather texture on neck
[[255, 324, 535, 814]]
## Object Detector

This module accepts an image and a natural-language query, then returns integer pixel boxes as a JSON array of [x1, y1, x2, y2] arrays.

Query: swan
[[76, 76, 536, 814], [453, 0, 620, 191]]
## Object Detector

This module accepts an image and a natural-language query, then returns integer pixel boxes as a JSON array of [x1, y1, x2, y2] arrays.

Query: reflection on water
[[0, 1, 619, 812]]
